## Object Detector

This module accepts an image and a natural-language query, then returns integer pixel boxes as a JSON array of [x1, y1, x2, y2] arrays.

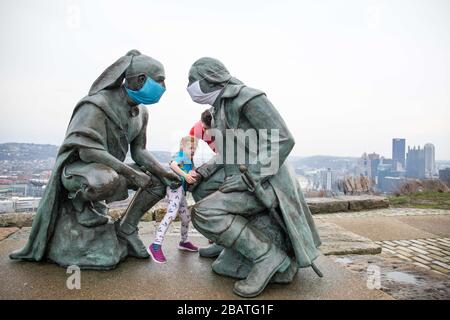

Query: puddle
[[335, 257, 353, 265], [386, 271, 418, 284]]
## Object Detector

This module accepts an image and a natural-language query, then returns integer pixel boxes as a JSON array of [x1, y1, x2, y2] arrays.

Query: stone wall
[[0, 195, 390, 227]]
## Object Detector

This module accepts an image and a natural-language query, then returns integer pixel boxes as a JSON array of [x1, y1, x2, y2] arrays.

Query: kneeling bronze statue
[[10, 50, 180, 269], [187, 57, 322, 298]]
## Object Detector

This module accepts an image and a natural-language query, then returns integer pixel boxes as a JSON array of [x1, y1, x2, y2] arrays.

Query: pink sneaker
[[149, 243, 166, 264], [178, 241, 199, 252]]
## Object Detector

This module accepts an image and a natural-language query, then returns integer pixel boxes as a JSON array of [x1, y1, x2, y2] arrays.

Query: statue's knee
[[146, 175, 166, 197], [191, 203, 207, 230], [191, 202, 235, 236], [191, 203, 201, 223]]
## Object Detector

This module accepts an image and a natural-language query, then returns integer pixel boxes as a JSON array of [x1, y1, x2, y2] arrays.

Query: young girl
[[149, 136, 200, 263]]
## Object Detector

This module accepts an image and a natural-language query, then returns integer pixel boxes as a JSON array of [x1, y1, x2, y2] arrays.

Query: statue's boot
[[271, 258, 298, 284], [217, 216, 290, 298], [118, 188, 164, 259], [212, 248, 249, 279], [199, 243, 224, 258], [73, 199, 109, 228], [211, 248, 297, 284]]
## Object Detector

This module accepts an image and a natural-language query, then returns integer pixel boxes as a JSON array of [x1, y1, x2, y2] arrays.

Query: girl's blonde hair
[[180, 135, 199, 152]]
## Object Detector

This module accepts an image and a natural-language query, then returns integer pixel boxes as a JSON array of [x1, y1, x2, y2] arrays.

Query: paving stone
[[428, 254, 449, 264], [413, 262, 431, 270], [430, 264, 450, 274], [432, 261, 450, 270], [383, 244, 397, 251], [0, 213, 35, 228], [411, 256, 431, 265], [396, 254, 412, 261], [393, 240, 410, 246], [409, 243, 429, 251], [316, 221, 381, 255], [0, 228, 19, 241], [425, 244, 443, 251], [395, 246, 414, 253], [428, 249, 445, 257], [421, 239, 438, 245], [409, 246, 428, 255], [410, 246, 430, 253], [382, 248, 396, 255], [396, 250, 413, 257], [416, 254, 433, 262], [307, 198, 349, 214], [436, 240, 450, 247]]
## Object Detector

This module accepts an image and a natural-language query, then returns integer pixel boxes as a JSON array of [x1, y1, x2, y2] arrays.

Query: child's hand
[[185, 173, 197, 185], [189, 170, 199, 179]]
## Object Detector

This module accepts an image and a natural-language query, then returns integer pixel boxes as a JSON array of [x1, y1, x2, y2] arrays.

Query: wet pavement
[[319, 208, 450, 299], [332, 253, 450, 300]]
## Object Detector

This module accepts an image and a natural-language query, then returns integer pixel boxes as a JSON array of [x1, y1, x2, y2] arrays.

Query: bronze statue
[[187, 57, 322, 298], [10, 50, 180, 269]]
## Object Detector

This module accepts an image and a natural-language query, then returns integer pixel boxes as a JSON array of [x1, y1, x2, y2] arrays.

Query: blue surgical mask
[[125, 77, 166, 105]]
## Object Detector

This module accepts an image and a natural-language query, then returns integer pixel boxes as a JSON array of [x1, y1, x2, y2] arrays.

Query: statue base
[[47, 204, 128, 270]]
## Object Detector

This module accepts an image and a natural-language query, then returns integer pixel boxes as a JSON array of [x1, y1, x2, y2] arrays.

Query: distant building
[[320, 168, 335, 192], [357, 153, 371, 177], [424, 143, 436, 178], [392, 138, 406, 171], [381, 176, 406, 193], [406, 146, 426, 179], [368, 153, 380, 181], [0, 197, 40, 213], [376, 157, 406, 193], [439, 168, 450, 187], [376, 163, 392, 192]]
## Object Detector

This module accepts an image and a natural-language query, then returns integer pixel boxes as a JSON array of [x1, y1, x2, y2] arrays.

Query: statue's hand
[[162, 172, 182, 188], [219, 175, 249, 193], [187, 171, 203, 192], [133, 171, 152, 189]]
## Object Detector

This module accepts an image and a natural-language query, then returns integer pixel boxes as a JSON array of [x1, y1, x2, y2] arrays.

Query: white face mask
[[187, 80, 222, 105]]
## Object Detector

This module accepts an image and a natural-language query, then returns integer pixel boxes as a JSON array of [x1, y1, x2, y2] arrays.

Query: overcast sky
[[0, 0, 449, 159]]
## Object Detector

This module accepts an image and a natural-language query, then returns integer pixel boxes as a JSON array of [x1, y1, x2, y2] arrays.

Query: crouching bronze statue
[[10, 50, 180, 269], [187, 57, 322, 298]]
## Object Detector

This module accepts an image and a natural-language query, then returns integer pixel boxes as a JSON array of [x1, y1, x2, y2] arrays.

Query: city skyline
[[1, 138, 448, 161]]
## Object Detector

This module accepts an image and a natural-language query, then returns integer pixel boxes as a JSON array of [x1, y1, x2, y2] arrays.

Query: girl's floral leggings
[[154, 186, 190, 245]]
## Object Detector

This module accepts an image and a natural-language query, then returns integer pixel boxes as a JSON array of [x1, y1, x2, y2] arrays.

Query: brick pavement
[[376, 238, 450, 277]]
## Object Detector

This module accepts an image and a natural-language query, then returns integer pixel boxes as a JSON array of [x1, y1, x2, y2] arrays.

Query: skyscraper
[[368, 153, 380, 180], [392, 138, 406, 171], [424, 143, 436, 178], [406, 146, 426, 179]]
